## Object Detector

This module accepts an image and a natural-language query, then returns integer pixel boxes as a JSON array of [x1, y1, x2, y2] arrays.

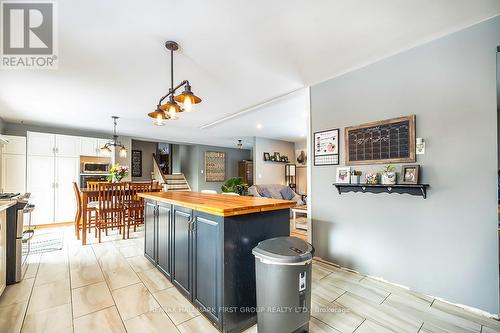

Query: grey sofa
[[248, 184, 304, 206]]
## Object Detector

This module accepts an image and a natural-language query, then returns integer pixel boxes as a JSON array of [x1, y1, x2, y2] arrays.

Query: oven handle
[[22, 230, 35, 243]]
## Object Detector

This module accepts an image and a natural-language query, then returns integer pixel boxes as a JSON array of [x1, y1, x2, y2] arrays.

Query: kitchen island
[[138, 191, 295, 333]]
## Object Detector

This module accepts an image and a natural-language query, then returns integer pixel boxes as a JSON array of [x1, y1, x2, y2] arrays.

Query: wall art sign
[[314, 128, 339, 166], [345, 115, 416, 165], [131, 150, 142, 177], [205, 151, 225, 182]]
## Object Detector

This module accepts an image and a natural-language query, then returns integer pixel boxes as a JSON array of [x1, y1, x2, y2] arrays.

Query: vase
[[381, 172, 396, 185]]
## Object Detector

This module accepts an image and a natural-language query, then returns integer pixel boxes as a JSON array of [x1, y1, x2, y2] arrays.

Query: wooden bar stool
[[125, 182, 153, 238], [96, 182, 126, 242], [73, 182, 98, 240]]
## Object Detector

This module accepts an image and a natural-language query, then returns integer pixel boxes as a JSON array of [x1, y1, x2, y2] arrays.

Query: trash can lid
[[252, 237, 314, 264]]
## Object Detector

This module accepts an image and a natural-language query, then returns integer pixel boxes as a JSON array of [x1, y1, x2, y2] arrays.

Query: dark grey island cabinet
[[140, 192, 295, 333]]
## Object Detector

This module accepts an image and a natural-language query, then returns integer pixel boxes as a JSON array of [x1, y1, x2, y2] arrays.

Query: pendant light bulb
[[119, 147, 127, 158], [155, 113, 165, 126], [169, 105, 178, 119], [183, 96, 192, 113]]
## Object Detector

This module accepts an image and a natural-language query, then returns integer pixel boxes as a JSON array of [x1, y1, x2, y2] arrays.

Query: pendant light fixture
[[236, 139, 243, 149], [149, 41, 202, 125], [100, 116, 127, 158]]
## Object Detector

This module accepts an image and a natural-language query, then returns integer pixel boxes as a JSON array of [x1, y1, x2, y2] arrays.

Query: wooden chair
[[125, 182, 153, 238], [72, 182, 98, 239], [87, 181, 108, 190], [96, 182, 127, 242]]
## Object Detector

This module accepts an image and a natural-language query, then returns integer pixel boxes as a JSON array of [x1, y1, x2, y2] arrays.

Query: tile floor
[[0, 226, 499, 333]]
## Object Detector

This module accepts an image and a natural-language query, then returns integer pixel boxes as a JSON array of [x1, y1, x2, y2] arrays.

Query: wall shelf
[[333, 183, 430, 199], [263, 160, 288, 164]]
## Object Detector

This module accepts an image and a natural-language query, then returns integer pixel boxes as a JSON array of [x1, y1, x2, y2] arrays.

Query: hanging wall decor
[[314, 128, 340, 166], [131, 150, 142, 177], [345, 115, 416, 165], [205, 151, 226, 182]]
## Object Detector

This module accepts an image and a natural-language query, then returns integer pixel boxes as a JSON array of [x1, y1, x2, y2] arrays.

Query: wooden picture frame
[[263, 152, 271, 161], [401, 164, 420, 184], [344, 115, 416, 165], [131, 150, 142, 177]]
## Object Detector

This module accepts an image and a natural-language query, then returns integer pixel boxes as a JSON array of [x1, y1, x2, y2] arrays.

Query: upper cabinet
[[55, 135, 79, 157], [1, 135, 26, 155], [79, 137, 98, 156], [27, 132, 55, 156]]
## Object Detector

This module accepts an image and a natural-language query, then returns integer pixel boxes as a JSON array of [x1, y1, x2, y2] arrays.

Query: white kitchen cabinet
[[1, 135, 26, 155], [55, 135, 79, 157], [79, 137, 98, 156], [1, 154, 26, 193], [27, 132, 55, 156], [55, 157, 79, 222], [27, 155, 55, 225], [0, 210, 6, 296]]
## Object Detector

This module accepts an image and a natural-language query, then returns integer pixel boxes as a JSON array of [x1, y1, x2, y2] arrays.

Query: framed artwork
[[274, 152, 281, 161], [131, 150, 142, 177], [345, 115, 416, 165], [401, 164, 420, 184], [205, 151, 226, 182], [314, 128, 339, 166], [296, 149, 307, 166], [263, 152, 271, 161], [336, 167, 351, 184]]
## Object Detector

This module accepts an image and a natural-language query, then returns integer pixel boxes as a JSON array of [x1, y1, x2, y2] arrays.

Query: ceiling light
[[149, 41, 202, 124], [257, 124, 262, 129], [100, 116, 127, 158], [237, 139, 243, 149]]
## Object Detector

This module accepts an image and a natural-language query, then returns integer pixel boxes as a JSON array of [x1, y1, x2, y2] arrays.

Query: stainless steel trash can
[[252, 237, 314, 333]]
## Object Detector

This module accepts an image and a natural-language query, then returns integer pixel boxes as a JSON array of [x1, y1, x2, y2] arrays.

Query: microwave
[[82, 162, 110, 174]]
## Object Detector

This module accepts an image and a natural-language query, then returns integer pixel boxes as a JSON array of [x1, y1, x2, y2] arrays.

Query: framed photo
[[336, 167, 351, 184], [314, 128, 339, 166], [263, 152, 271, 161], [401, 165, 419, 184], [131, 150, 142, 177], [274, 152, 281, 161]]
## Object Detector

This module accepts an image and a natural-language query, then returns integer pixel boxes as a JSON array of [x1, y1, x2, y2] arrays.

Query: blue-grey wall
[[310, 16, 500, 313]]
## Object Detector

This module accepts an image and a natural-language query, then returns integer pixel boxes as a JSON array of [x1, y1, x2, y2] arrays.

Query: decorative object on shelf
[[236, 139, 243, 149], [274, 152, 281, 161], [345, 115, 416, 165], [100, 116, 127, 158], [296, 149, 307, 166], [107, 164, 129, 182], [336, 166, 351, 184], [416, 137, 425, 155], [131, 150, 142, 177], [263, 152, 271, 161], [350, 170, 362, 184], [401, 164, 420, 184], [221, 177, 249, 195], [381, 165, 396, 185], [280, 155, 289, 163], [205, 151, 225, 182], [314, 128, 339, 166], [285, 164, 296, 189], [334, 183, 429, 199], [148, 41, 202, 126], [365, 173, 379, 185]]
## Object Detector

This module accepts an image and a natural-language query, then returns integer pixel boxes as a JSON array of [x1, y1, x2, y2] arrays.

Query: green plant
[[382, 165, 396, 173], [221, 177, 249, 194]]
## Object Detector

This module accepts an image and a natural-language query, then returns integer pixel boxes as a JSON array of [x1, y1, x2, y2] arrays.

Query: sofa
[[248, 184, 304, 206]]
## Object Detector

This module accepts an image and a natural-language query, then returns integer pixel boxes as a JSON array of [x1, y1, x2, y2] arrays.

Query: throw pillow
[[280, 186, 295, 200], [260, 187, 273, 199]]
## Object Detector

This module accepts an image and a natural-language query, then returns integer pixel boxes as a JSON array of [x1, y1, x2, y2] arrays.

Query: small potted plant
[[221, 177, 249, 195], [350, 170, 362, 184], [381, 165, 396, 185], [365, 173, 379, 185]]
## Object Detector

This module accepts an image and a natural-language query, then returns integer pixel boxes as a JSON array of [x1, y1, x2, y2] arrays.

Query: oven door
[[80, 174, 109, 188]]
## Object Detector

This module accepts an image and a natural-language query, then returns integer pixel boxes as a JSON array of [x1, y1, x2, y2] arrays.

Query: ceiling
[[1, 0, 499, 148]]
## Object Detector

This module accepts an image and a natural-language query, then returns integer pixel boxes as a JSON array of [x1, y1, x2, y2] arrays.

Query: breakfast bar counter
[[138, 191, 295, 333]]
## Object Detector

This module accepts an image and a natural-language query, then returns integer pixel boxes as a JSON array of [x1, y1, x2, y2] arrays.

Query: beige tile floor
[[0, 226, 500, 333]]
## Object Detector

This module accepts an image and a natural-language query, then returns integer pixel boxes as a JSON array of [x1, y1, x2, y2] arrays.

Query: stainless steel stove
[[1, 193, 35, 284]]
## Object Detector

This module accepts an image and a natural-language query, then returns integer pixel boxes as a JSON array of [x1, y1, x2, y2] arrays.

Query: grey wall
[[310, 16, 500, 313], [172, 143, 251, 192], [253, 137, 295, 185], [131, 140, 157, 181]]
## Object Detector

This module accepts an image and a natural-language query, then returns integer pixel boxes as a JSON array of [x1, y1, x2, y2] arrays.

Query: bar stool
[[96, 182, 126, 242], [72, 182, 98, 240], [125, 182, 152, 238]]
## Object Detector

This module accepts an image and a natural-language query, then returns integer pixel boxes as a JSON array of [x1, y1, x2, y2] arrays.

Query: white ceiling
[[1, 0, 499, 148]]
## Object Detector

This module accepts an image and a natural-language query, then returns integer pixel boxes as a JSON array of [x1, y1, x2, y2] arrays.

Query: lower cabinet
[[172, 206, 193, 298], [156, 203, 171, 278], [144, 201, 156, 262]]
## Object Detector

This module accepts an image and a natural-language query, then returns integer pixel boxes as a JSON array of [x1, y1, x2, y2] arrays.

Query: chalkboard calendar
[[345, 115, 416, 165]]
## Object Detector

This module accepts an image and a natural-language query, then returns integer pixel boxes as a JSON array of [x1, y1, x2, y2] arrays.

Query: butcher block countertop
[[138, 191, 296, 217]]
